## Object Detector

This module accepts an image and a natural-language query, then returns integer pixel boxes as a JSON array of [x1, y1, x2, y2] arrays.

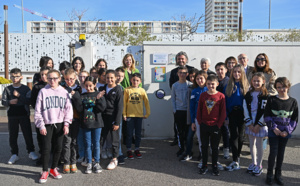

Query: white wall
[[142, 42, 300, 138]]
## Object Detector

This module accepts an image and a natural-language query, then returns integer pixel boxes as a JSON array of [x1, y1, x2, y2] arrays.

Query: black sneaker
[[212, 166, 220, 176], [199, 166, 208, 175], [118, 155, 125, 165]]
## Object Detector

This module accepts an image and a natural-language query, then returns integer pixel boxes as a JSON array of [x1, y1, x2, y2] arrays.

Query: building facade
[[205, 0, 239, 33], [26, 20, 188, 34]]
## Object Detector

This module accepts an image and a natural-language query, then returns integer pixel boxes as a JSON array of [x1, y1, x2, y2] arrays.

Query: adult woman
[[248, 53, 277, 95], [95, 58, 108, 71], [33, 56, 54, 84], [225, 56, 238, 77], [120, 54, 141, 89], [71, 56, 85, 74]]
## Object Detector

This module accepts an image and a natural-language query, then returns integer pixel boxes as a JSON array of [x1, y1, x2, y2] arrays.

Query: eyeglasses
[[65, 78, 75, 82], [47, 77, 59, 81], [256, 58, 266, 62], [11, 76, 21, 79]]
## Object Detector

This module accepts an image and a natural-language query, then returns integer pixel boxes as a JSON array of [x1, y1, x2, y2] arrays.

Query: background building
[[26, 20, 189, 34], [205, 0, 239, 33]]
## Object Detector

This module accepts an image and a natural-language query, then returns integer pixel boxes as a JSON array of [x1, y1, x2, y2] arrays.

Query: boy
[[171, 66, 192, 156], [31, 66, 51, 166], [115, 67, 126, 165], [188, 68, 198, 84], [123, 73, 150, 159], [215, 62, 230, 159], [61, 68, 82, 174], [197, 75, 226, 176], [99, 69, 123, 170], [2, 68, 38, 164]]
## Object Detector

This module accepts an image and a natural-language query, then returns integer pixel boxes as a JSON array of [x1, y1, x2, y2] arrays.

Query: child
[[90, 67, 98, 80], [224, 64, 249, 171], [80, 77, 106, 174], [61, 68, 83, 174], [115, 67, 126, 165], [95, 58, 108, 70], [215, 62, 230, 159], [59, 61, 71, 87], [243, 72, 269, 176], [31, 66, 51, 166], [97, 68, 106, 89], [34, 69, 73, 183], [33, 56, 54, 85], [265, 77, 298, 185], [99, 70, 123, 170], [2, 68, 38, 165], [171, 66, 192, 156], [123, 73, 150, 159], [77, 70, 89, 163], [181, 70, 207, 161], [197, 75, 226, 176], [188, 68, 198, 84], [72, 56, 85, 74]]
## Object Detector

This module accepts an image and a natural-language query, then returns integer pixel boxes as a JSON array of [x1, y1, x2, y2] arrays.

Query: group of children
[[2, 54, 151, 184], [171, 61, 298, 185]]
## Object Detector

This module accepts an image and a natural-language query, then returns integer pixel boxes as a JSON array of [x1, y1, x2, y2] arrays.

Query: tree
[[172, 13, 205, 41], [67, 8, 88, 35], [100, 23, 157, 46]]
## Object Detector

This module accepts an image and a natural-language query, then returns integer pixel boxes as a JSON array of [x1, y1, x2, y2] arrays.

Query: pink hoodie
[[34, 84, 73, 130]]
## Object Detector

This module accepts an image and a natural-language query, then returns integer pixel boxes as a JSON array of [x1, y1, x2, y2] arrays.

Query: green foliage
[[100, 23, 157, 46]]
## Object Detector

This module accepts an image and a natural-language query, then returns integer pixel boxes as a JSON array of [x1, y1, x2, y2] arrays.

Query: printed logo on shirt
[[82, 97, 96, 122], [205, 100, 216, 115], [261, 99, 267, 109], [129, 92, 141, 104], [190, 95, 195, 99], [42, 96, 67, 111], [271, 110, 293, 119]]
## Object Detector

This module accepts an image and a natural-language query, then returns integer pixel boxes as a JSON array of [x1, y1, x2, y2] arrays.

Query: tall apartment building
[[26, 20, 188, 34], [205, 0, 239, 33]]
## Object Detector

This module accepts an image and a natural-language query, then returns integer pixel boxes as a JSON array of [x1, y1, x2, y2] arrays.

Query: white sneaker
[[77, 157, 84, 163], [107, 159, 118, 170], [223, 148, 230, 159], [106, 149, 113, 159], [29, 152, 39, 160], [101, 150, 108, 159], [225, 161, 240, 171], [8, 154, 19, 164]]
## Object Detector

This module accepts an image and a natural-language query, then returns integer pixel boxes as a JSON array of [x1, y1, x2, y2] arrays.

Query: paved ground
[[0, 128, 299, 186]]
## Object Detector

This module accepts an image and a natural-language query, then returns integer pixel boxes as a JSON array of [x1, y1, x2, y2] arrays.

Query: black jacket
[[31, 81, 47, 109], [99, 85, 123, 126], [169, 65, 194, 89], [79, 91, 106, 129], [243, 91, 269, 127]]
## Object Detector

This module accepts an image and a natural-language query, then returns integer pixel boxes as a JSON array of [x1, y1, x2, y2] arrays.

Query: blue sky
[[0, 0, 299, 33]]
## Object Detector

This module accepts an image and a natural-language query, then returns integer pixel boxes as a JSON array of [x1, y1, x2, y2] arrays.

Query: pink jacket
[[34, 84, 73, 130]]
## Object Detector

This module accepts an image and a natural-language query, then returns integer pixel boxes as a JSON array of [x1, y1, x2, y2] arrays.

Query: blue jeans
[[77, 127, 85, 159], [118, 121, 123, 156], [83, 128, 102, 163], [126, 117, 143, 150]]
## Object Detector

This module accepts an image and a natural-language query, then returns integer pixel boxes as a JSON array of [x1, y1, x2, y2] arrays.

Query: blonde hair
[[79, 70, 89, 76], [225, 64, 249, 97], [64, 68, 77, 76], [122, 54, 136, 72]]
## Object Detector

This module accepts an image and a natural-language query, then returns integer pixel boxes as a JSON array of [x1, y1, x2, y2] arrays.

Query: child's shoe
[[29, 152, 39, 161], [134, 150, 142, 159], [247, 163, 256, 174], [81, 160, 88, 167], [223, 148, 230, 159], [212, 166, 220, 176], [199, 165, 208, 175], [63, 164, 70, 174], [107, 159, 118, 170], [252, 165, 263, 176], [127, 151, 134, 160], [8, 154, 19, 164], [101, 150, 108, 159], [70, 164, 78, 173], [77, 157, 84, 163], [198, 161, 203, 169], [93, 163, 102, 173], [39, 171, 49, 184], [50, 168, 62, 179], [217, 162, 224, 171], [85, 163, 92, 174], [225, 161, 240, 171], [118, 155, 125, 165]]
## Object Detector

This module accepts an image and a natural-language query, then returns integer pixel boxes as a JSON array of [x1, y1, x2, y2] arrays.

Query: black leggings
[[228, 108, 245, 162], [268, 136, 289, 172], [42, 123, 64, 171]]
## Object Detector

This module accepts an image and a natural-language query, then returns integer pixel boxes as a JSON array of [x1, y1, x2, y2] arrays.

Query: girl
[[248, 53, 277, 95], [33, 56, 54, 85], [95, 58, 108, 70], [72, 56, 85, 74], [80, 77, 106, 174], [34, 69, 73, 184], [224, 64, 249, 171], [265, 77, 298, 185], [90, 67, 99, 80], [181, 70, 207, 162], [243, 72, 269, 176], [224, 56, 237, 77], [97, 68, 107, 89], [120, 54, 141, 89]]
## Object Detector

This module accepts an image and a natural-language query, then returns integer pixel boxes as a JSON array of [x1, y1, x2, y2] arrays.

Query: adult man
[[238, 54, 254, 79], [169, 51, 194, 146], [200, 58, 216, 76]]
